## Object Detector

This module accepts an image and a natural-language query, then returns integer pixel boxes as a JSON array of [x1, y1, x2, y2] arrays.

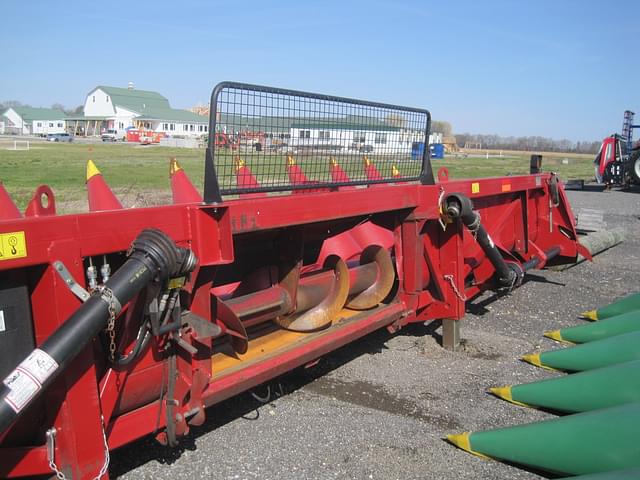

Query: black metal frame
[[204, 81, 434, 203]]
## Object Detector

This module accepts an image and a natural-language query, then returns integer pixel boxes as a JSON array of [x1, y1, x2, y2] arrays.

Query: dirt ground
[[109, 185, 640, 480]]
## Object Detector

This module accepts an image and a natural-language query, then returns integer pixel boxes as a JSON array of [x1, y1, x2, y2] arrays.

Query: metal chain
[[444, 274, 467, 302], [47, 416, 110, 480], [96, 286, 118, 361]]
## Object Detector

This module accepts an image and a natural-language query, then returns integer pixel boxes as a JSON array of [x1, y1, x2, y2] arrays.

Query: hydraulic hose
[[443, 193, 518, 288], [0, 228, 196, 435]]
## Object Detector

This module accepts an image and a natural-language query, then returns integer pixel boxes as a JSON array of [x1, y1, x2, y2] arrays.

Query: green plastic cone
[[490, 360, 640, 413], [523, 330, 640, 372], [447, 402, 640, 476], [582, 292, 640, 321], [544, 310, 640, 344], [562, 467, 640, 479]]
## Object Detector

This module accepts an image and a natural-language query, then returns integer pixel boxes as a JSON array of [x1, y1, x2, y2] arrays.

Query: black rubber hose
[[0, 229, 194, 435], [443, 193, 518, 288]]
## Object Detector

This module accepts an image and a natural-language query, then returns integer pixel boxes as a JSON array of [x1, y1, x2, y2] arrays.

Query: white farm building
[[67, 85, 207, 138], [0, 107, 67, 135], [289, 120, 426, 154]]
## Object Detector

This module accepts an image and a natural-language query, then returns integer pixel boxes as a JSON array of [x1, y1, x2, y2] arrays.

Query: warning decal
[[3, 369, 39, 413], [0, 231, 27, 262], [2, 349, 58, 413], [20, 349, 58, 385]]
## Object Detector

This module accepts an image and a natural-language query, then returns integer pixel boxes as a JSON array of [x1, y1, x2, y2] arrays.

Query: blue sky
[[2, 0, 638, 141]]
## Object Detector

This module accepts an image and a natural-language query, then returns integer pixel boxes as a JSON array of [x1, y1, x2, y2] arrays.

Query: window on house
[[353, 132, 365, 143], [49, 123, 53, 127], [374, 133, 387, 144], [198, 125, 203, 132], [106, 96, 110, 103], [163, 123, 168, 130], [190, 125, 194, 131], [184, 124, 188, 130], [118, 122, 124, 129], [92, 96, 95, 103], [37, 122, 42, 127], [299, 130, 310, 139], [57, 122, 63, 127], [204, 126, 208, 132], [170, 124, 175, 131], [319, 131, 331, 140]]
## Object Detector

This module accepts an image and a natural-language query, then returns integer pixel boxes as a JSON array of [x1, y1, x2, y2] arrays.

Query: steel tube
[[522, 246, 561, 272]]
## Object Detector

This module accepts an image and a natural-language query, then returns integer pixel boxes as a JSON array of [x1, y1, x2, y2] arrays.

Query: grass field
[[0, 142, 596, 213]]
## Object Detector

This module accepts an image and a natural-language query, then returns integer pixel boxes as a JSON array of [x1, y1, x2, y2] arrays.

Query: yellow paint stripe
[[446, 433, 491, 460], [86, 159, 101, 181]]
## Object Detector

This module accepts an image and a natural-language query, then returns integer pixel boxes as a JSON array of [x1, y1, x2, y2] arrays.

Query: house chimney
[[128, 82, 134, 90]]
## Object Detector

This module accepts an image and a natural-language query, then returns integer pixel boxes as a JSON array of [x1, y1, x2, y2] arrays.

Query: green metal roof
[[93, 86, 206, 123], [136, 109, 207, 122], [2, 106, 67, 122], [95, 86, 169, 115], [290, 119, 400, 131]]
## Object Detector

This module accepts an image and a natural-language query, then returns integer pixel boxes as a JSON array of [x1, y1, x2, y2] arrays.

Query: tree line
[[454, 132, 601, 154], [0, 100, 83, 115]]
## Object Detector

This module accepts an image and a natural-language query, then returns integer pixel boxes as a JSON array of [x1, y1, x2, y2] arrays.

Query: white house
[[289, 120, 425, 154], [68, 84, 207, 138], [1, 107, 67, 135]]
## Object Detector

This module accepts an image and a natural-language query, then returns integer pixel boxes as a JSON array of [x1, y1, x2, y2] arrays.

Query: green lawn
[[0, 143, 595, 213]]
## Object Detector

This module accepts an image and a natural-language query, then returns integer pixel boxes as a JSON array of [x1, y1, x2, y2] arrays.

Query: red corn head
[[0, 182, 22, 220], [170, 158, 201, 203], [363, 156, 383, 181], [86, 160, 123, 212], [329, 157, 351, 183], [286, 154, 308, 185]]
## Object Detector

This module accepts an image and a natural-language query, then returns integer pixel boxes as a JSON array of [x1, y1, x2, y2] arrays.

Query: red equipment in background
[[126, 129, 166, 144], [0, 82, 588, 479]]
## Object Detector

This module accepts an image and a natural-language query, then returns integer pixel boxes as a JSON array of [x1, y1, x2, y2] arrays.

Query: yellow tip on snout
[[169, 157, 182, 176], [521, 353, 542, 367], [446, 433, 490, 460], [489, 386, 513, 402], [234, 156, 245, 171], [543, 330, 565, 342], [581, 310, 598, 321], [286, 154, 296, 166], [86, 159, 101, 181]]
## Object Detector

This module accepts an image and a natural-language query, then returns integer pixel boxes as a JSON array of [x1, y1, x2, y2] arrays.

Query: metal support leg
[[442, 319, 460, 351]]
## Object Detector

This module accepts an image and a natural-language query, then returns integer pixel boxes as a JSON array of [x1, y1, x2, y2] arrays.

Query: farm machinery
[[0, 82, 590, 478], [594, 110, 640, 187]]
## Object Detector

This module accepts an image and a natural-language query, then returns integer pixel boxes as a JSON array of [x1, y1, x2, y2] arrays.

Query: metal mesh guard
[[205, 82, 432, 200]]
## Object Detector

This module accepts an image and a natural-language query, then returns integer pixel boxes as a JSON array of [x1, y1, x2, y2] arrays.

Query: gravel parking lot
[[110, 186, 640, 480]]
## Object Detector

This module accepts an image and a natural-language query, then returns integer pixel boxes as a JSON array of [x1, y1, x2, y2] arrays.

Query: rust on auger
[[0, 82, 588, 478]]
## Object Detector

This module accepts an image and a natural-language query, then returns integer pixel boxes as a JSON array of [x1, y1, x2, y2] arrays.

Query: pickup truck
[[101, 129, 119, 142]]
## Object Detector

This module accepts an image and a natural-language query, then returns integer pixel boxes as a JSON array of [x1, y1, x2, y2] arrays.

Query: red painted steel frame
[[0, 173, 582, 478]]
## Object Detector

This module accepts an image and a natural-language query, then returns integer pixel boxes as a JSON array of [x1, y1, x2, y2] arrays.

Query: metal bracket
[[53, 260, 90, 302]]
